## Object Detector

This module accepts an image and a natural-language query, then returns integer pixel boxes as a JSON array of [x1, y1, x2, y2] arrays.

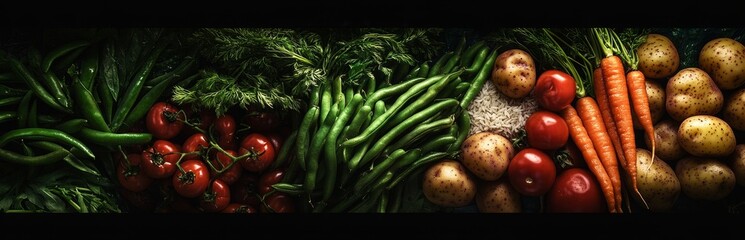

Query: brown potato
[[460, 132, 514, 181], [638, 34, 680, 79], [729, 144, 745, 187], [633, 148, 680, 212], [491, 49, 536, 99], [675, 157, 736, 201], [633, 80, 665, 130], [677, 115, 736, 158], [722, 88, 745, 131], [665, 68, 724, 121], [422, 160, 477, 207], [645, 120, 687, 162], [699, 38, 745, 90], [475, 178, 521, 213]]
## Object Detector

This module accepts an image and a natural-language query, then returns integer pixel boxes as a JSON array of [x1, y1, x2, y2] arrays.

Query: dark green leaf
[[102, 41, 120, 100]]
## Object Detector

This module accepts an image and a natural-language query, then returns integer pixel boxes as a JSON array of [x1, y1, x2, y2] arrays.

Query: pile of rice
[[467, 80, 538, 139]]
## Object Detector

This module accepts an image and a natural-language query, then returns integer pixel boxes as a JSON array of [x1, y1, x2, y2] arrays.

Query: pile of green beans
[[272, 39, 498, 212]]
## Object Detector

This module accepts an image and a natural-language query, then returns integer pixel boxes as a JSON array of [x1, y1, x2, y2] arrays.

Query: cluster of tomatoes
[[116, 102, 295, 213]]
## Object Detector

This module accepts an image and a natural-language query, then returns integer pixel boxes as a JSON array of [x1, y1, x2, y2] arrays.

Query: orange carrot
[[600, 55, 647, 209], [576, 96, 623, 213], [626, 70, 656, 163], [561, 105, 617, 213], [593, 67, 627, 170]]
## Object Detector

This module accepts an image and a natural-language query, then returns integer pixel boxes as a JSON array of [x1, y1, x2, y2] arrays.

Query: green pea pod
[[0, 111, 17, 124], [77, 127, 152, 147], [41, 41, 90, 73], [461, 48, 498, 109], [461, 41, 486, 68], [321, 93, 364, 201], [0, 147, 68, 166], [0, 96, 22, 107], [353, 149, 406, 193], [72, 78, 111, 132], [428, 51, 454, 77], [0, 128, 95, 159], [40, 71, 71, 109], [28, 141, 101, 176], [54, 119, 88, 134], [448, 107, 472, 153], [304, 101, 340, 193]]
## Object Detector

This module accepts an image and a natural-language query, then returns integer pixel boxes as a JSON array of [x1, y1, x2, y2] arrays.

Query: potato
[[422, 160, 477, 207], [491, 49, 536, 99], [722, 88, 745, 131], [633, 80, 665, 130], [632, 148, 680, 212], [699, 38, 745, 90], [460, 132, 514, 181], [729, 144, 745, 187], [675, 157, 736, 201], [475, 178, 521, 213], [677, 115, 736, 158], [645, 120, 687, 162], [665, 68, 724, 121], [637, 34, 680, 79]]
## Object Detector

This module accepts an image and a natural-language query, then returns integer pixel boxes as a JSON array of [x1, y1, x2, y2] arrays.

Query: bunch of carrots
[[559, 28, 655, 213]]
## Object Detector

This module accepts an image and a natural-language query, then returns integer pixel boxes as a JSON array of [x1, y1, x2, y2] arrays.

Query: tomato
[[258, 169, 285, 195], [525, 110, 569, 151], [238, 133, 276, 173], [182, 133, 209, 161], [116, 153, 153, 192], [533, 70, 576, 112], [507, 148, 557, 197], [261, 193, 295, 213], [214, 114, 236, 150], [210, 150, 242, 184], [221, 203, 257, 213], [118, 188, 155, 212], [267, 132, 284, 152], [230, 174, 261, 206], [146, 102, 185, 140], [546, 168, 606, 213], [244, 111, 279, 133], [199, 179, 231, 212], [172, 160, 210, 198], [141, 140, 182, 179]]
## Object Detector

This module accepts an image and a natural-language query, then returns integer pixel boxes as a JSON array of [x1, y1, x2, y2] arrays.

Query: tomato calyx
[[511, 129, 528, 151], [123, 165, 143, 178], [241, 147, 266, 163], [178, 171, 196, 184], [553, 150, 573, 169], [145, 149, 168, 166]]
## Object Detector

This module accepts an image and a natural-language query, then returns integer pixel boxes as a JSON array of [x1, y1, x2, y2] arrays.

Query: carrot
[[561, 105, 617, 213], [626, 70, 656, 164], [576, 96, 623, 213], [593, 67, 627, 170]]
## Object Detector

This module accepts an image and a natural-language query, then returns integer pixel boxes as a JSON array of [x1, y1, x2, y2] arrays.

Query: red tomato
[[172, 160, 210, 198], [230, 174, 260, 206], [239, 133, 276, 173], [244, 111, 279, 133], [182, 133, 209, 161], [116, 153, 153, 192], [525, 110, 569, 151], [146, 102, 185, 139], [214, 114, 236, 150], [221, 203, 257, 213], [257, 169, 285, 195], [261, 193, 295, 213], [546, 168, 606, 213], [210, 150, 242, 184], [267, 132, 284, 152], [533, 70, 576, 112], [199, 179, 231, 212], [507, 148, 557, 197], [141, 140, 182, 179]]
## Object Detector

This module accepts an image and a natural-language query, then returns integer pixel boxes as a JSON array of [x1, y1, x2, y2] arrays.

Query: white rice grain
[[467, 79, 538, 139]]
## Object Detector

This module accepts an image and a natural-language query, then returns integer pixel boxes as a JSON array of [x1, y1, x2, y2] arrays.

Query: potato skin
[[699, 38, 745, 90], [722, 88, 745, 131], [665, 68, 724, 122], [633, 80, 665, 130], [633, 148, 680, 212], [638, 34, 680, 79], [645, 120, 687, 162], [475, 178, 521, 213], [729, 144, 745, 187], [491, 49, 536, 99], [677, 115, 736, 158], [460, 132, 514, 181], [422, 160, 477, 207], [675, 157, 736, 201]]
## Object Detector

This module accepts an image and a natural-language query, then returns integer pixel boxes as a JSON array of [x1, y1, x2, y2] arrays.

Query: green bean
[[0, 83, 26, 97], [0, 96, 21, 107], [377, 190, 389, 213], [321, 94, 363, 201], [77, 127, 152, 147], [428, 51, 454, 77], [357, 99, 459, 169], [365, 74, 376, 94], [80, 46, 99, 90], [448, 108, 472, 153], [40, 71, 70, 109], [440, 47, 464, 74], [461, 41, 486, 67], [362, 76, 424, 110], [344, 88, 354, 108], [386, 152, 449, 190], [387, 183, 404, 213], [389, 148, 422, 172], [404, 65, 421, 81], [270, 129, 298, 170], [3, 53, 70, 114], [0, 147, 69, 166], [461, 48, 498, 110], [454, 82, 471, 99], [41, 41, 89, 72], [96, 75, 114, 124], [332, 75, 344, 105], [342, 75, 447, 148], [353, 149, 406, 192], [17, 90, 32, 128], [416, 62, 430, 78], [386, 116, 454, 154], [319, 82, 332, 124], [436, 76, 463, 99], [55, 119, 88, 134], [72, 79, 111, 132], [464, 45, 491, 76], [296, 106, 319, 170], [0, 111, 17, 124], [271, 183, 305, 195], [27, 141, 100, 176], [387, 70, 462, 127], [28, 99, 38, 128], [345, 101, 383, 171], [0, 128, 95, 159], [145, 56, 196, 87], [349, 188, 384, 213], [304, 102, 339, 193], [122, 60, 190, 128], [340, 105, 372, 144], [421, 136, 457, 154], [37, 114, 62, 125]]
